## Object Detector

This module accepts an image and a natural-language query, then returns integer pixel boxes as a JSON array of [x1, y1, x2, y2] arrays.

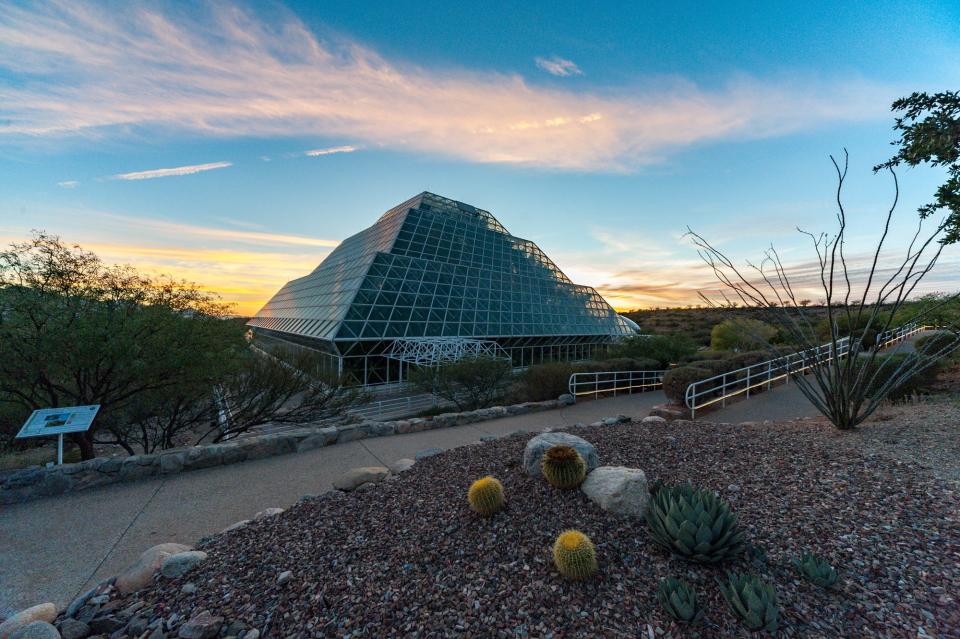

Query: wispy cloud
[[108, 161, 232, 181], [0, 2, 893, 171], [304, 145, 357, 157], [535, 56, 583, 77], [57, 180, 79, 188]]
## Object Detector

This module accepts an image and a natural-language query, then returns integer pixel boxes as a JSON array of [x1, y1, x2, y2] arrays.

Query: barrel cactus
[[467, 476, 504, 516], [645, 482, 744, 563], [792, 553, 838, 588], [657, 577, 705, 624], [552, 530, 597, 580], [716, 572, 778, 632], [541, 445, 586, 489]]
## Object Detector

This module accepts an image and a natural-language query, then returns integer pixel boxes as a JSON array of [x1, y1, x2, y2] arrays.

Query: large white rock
[[160, 551, 208, 579], [581, 466, 649, 518], [9, 622, 59, 639], [116, 543, 192, 594], [0, 605, 57, 639], [332, 466, 389, 491], [522, 432, 598, 478]]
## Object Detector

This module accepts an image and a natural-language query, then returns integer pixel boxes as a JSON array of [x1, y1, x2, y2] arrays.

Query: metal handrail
[[684, 322, 932, 418], [568, 369, 665, 400]]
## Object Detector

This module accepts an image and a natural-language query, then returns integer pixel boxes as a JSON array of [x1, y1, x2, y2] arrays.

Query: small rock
[[355, 481, 377, 491], [332, 466, 389, 491], [115, 543, 191, 594], [9, 622, 59, 639], [181, 583, 197, 594], [220, 520, 250, 533], [177, 611, 222, 639], [0, 604, 58, 639], [277, 571, 292, 585], [557, 393, 575, 404], [125, 616, 149, 637], [727, 484, 741, 492], [388, 458, 416, 473], [56, 619, 89, 639], [415, 447, 443, 460], [641, 416, 667, 424], [244, 631, 259, 639], [160, 551, 208, 579], [479, 435, 498, 443], [87, 616, 123, 635], [253, 508, 284, 520]]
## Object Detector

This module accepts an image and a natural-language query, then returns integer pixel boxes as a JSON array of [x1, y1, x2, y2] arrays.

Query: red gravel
[[121, 413, 959, 638]]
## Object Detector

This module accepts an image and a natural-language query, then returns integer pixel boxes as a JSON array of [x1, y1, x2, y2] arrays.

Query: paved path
[[0, 391, 664, 615]]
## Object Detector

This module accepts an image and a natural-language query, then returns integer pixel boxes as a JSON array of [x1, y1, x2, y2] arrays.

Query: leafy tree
[[710, 318, 778, 351], [410, 355, 513, 411], [876, 91, 960, 243]]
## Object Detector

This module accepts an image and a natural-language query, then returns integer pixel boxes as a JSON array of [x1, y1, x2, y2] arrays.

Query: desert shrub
[[552, 530, 597, 580], [541, 445, 586, 489], [724, 350, 768, 370], [717, 572, 778, 632], [646, 482, 745, 564], [915, 331, 959, 356], [679, 350, 728, 364], [513, 362, 575, 402], [410, 356, 513, 411], [657, 578, 705, 624], [711, 318, 778, 351], [863, 353, 939, 401], [662, 366, 712, 403], [792, 553, 838, 588], [597, 357, 661, 371], [815, 311, 891, 345], [467, 476, 504, 517], [610, 333, 697, 368]]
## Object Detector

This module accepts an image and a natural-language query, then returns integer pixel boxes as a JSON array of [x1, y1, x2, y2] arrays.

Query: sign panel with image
[[16, 405, 101, 438]]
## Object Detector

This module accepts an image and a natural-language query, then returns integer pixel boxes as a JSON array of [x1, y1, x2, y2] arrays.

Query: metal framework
[[568, 369, 665, 399], [248, 192, 638, 385], [387, 337, 510, 366]]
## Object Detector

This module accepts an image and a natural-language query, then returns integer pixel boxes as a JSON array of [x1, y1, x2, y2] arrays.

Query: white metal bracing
[[386, 337, 510, 366]]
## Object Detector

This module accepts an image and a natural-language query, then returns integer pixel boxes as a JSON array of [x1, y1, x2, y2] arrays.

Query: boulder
[[557, 393, 575, 405], [9, 622, 59, 639], [0, 604, 58, 639], [522, 432, 599, 478], [332, 466, 389, 491], [414, 448, 442, 460], [581, 466, 649, 518], [177, 611, 222, 639], [115, 543, 191, 594], [220, 519, 249, 533], [160, 551, 208, 579], [649, 404, 689, 421], [641, 415, 667, 424], [56, 619, 88, 639], [388, 458, 415, 473]]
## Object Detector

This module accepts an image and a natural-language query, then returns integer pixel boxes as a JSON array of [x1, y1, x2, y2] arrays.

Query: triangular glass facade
[[249, 192, 635, 384]]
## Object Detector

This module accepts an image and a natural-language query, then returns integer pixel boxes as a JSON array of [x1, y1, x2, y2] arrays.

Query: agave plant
[[657, 577, 705, 624], [645, 482, 745, 563], [717, 572, 778, 632], [793, 553, 838, 588]]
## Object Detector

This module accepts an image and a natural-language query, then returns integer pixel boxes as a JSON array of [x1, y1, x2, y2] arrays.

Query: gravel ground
[[61, 406, 960, 638]]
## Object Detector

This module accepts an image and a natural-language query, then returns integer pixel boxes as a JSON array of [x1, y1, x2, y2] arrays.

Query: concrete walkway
[[0, 391, 664, 614]]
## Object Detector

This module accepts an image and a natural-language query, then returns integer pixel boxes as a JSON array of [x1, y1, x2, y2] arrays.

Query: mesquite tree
[[687, 151, 959, 429]]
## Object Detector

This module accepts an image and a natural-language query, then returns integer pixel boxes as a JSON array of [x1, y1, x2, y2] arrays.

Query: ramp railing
[[568, 369, 665, 400]]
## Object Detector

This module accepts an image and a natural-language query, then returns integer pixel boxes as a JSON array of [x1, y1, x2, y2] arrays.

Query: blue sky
[[1, 0, 958, 314]]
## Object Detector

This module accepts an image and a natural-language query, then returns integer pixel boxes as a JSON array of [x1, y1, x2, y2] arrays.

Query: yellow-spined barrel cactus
[[552, 529, 597, 580], [657, 577, 705, 624], [645, 482, 744, 563], [541, 445, 586, 489], [717, 572, 778, 632], [467, 476, 504, 516]]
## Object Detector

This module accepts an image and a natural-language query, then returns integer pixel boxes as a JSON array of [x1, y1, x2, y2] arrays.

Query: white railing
[[684, 322, 932, 418], [568, 370, 665, 400], [348, 393, 445, 421]]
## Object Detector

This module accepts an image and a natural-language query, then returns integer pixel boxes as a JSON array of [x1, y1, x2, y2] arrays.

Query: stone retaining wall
[[0, 397, 574, 504]]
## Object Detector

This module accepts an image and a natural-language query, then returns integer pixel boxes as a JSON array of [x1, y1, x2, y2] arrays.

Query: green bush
[[646, 482, 745, 564], [863, 353, 939, 401], [915, 331, 959, 356], [513, 361, 575, 402], [610, 333, 697, 368], [710, 318, 778, 351], [662, 366, 712, 404], [597, 357, 661, 371], [679, 350, 727, 364], [410, 356, 513, 411]]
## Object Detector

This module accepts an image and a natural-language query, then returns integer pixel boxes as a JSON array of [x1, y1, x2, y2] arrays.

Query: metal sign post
[[15, 405, 101, 465]]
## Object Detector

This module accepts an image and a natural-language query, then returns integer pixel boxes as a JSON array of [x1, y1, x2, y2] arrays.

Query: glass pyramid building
[[248, 192, 638, 385]]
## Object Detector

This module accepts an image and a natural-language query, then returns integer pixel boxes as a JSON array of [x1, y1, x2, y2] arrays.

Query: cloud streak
[[304, 145, 357, 157], [535, 56, 582, 77], [57, 180, 79, 188], [109, 161, 232, 181], [0, 2, 893, 171]]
